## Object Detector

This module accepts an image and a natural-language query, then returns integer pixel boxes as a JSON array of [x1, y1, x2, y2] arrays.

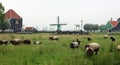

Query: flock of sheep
[[0, 35, 120, 57], [0, 36, 59, 45], [48, 35, 120, 56], [70, 34, 120, 56], [0, 39, 41, 45]]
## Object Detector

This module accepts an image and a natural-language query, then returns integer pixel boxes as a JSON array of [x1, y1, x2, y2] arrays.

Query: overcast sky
[[1, 0, 120, 31]]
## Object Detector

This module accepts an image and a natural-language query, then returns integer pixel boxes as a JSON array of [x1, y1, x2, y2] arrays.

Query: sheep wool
[[104, 34, 108, 39], [53, 36, 58, 39], [85, 42, 100, 56], [89, 43, 100, 51], [34, 41, 41, 44], [70, 42, 80, 49], [117, 45, 120, 51]]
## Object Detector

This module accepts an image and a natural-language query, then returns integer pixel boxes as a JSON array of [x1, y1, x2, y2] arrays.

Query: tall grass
[[0, 33, 119, 65]]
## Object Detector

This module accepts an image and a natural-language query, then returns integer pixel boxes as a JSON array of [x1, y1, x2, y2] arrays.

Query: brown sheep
[[10, 39, 22, 45]]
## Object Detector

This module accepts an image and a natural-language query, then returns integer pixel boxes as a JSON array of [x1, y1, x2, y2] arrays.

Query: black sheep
[[110, 36, 115, 42], [87, 37, 92, 41], [23, 39, 31, 44]]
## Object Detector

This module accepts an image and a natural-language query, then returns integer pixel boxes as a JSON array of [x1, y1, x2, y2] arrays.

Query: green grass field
[[0, 33, 120, 65]]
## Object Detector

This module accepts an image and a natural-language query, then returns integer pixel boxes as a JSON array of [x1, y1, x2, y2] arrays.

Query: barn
[[110, 18, 120, 32], [5, 9, 23, 32], [104, 18, 120, 33], [105, 19, 118, 31]]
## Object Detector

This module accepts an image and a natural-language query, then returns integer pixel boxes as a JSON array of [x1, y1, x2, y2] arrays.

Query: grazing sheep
[[10, 39, 22, 45], [49, 36, 58, 41], [23, 39, 31, 44], [70, 38, 80, 49], [110, 36, 116, 42], [117, 45, 120, 51], [104, 34, 108, 39], [34, 41, 41, 44], [85, 43, 100, 56], [0, 40, 8, 45], [87, 37, 92, 41]]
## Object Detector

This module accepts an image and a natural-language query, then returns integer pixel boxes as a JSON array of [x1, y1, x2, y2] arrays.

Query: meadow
[[0, 33, 120, 65]]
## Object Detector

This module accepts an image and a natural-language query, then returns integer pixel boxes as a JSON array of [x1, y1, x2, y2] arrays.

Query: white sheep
[[104, 34, 108, 39], [117, 45, 120, 51], [85, 43, 100, 56], [34, 41, 41, 44], [49, 36, 58, 40], [70, 38, 80, 49]]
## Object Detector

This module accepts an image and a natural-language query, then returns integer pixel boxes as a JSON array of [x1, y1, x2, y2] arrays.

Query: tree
[[88, 24, 93, 32], [0, 3, 10, 32], [0, 3, 4, 21], [99, 24, 106, 32], [0, 19, 10, 32], [94, 24, 99, 32], [84, 23, 100, 32], [84, 24, 89, 32]]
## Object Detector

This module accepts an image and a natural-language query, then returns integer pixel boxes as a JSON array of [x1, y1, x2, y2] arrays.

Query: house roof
[[25, 27, 34, 31], [5, 9, 22, 19], [110, 21, 118, 27]]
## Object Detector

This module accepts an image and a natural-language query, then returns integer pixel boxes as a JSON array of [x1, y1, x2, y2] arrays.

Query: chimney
[[110, 18, 113, 21]]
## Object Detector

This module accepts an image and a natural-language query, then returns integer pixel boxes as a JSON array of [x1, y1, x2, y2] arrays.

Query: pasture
[[0, 33, 120, 65]]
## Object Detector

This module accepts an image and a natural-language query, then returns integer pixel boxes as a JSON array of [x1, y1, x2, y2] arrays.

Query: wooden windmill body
[[50, 16, 67, 34]]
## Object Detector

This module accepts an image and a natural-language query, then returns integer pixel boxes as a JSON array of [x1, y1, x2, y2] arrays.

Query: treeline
[[84, 23, 106, 32]]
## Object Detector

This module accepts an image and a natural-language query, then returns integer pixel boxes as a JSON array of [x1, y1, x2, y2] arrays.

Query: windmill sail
[[50, 16, 67, 32]]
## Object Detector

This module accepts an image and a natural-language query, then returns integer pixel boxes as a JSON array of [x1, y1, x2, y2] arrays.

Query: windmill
[[50, 16, 67, 34]]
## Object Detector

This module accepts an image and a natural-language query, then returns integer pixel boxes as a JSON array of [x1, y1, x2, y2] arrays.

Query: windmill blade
[[50, 24, 58, 26], [59, 23, 67, 25]]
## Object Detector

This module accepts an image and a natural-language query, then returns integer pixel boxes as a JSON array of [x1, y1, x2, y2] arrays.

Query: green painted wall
[[105, 21, 112, 30]]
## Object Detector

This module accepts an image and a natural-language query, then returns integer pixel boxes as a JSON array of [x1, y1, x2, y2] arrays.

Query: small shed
[[25, 27, 38, 32]]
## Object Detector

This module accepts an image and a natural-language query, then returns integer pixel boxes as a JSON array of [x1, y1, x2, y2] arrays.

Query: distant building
[[105, 18, 120, 32], [105, 20, 118, 31], [25, 27, 38, 32], [110, 18, 120, 31], [5, 9, 22, 32]]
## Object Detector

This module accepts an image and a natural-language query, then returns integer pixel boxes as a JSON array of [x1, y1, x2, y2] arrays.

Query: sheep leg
[[76, 46, 79, 49], [95, 49, 99, 54], [95, 51, 98, 54]]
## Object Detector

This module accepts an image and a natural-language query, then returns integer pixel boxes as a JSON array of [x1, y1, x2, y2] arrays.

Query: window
[[16, 20, 19, 24]]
